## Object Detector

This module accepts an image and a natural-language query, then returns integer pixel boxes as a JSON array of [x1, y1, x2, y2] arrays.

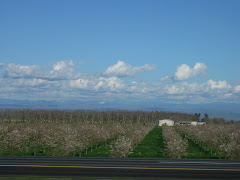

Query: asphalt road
[[0, 156, 240, 179]]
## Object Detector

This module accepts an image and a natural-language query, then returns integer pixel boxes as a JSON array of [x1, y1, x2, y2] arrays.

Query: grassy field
[[128, 126, 165, 158]]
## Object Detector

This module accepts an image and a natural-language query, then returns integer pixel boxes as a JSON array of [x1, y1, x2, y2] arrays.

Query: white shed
[[197, 122, 206, 125], [159, 119, 174, 126], [191, 122, 198, 126]]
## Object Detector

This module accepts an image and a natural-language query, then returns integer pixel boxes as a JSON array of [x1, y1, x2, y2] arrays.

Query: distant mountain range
[[0, 99, 239, 120]]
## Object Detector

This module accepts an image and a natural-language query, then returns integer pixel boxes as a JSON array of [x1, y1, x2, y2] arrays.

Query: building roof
[[159, 119, 174, 121]]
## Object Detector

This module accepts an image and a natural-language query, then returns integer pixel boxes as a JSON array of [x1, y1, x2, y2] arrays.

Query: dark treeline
[[200, 113, 229, 124], [0, 109, 198, 124]]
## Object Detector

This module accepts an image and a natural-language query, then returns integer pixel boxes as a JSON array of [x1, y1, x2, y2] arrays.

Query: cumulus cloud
[[3, 60, 75, 80], [224, 93, 233, 98], [174, 62, 207, 81], [4, 63, 43, 79], [165, 82, 200, 95], [103, 60, 156, 77], [70, 78, 89, 89], [207, 79, 231, 89], [98, 77, 125, 91], [234, 85, 240, 93], [70, 75, 152, 95], [164, 79, 231, 96], [70, 76, 125, 92], [49, 60, 74, 80], [1, 60, 240, 104], [165, 84, 184, 95], [160, 75, 170, 81], [0, 63, 5, 67], [12, 78, 48, 87]]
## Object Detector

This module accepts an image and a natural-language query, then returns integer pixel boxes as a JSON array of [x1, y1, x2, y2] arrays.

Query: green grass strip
[[128, 126, 165, 158], [183, 138, 215, 159], [177, 131, 217, 159]]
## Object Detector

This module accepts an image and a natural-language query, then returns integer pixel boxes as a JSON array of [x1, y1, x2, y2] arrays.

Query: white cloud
[[207, 79, 231, 89], [234, 85, 240, 93], [4, 63, 43, 78], [0, 63, 5, 67], [164, 80, 232, 97], [174, 62, 207, 81], [3, 60, 75, 80], [49, 60, 74, 80], [103, 60, 156, 77], [160, 75, 170, 81], [165, 82, 200, 95], [70, 78, 89, 89], [70, 76, 125, 92], [1, 60, 240, 104], [101, 77, 125, 91], [224, 93, 233, 98], [13, 78, 47, 87], [165, 85, 184, 95], [70, 75, 152, 95]]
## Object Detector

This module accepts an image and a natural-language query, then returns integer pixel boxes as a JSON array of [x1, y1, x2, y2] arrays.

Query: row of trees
[[110, 124, 154, 157], [0, 109, 198, 124], [0, 123, 129, 156], [0, 122, 154, 157], [162, 126, 187, 158], [176, 124, 240, 159], [195, 113, 229, 124]]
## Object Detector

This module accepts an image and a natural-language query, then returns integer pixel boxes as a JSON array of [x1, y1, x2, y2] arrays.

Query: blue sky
[[0, 0, 240, 105]]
